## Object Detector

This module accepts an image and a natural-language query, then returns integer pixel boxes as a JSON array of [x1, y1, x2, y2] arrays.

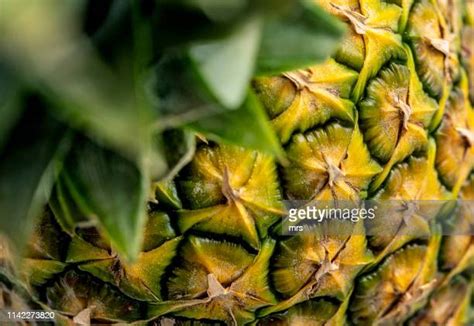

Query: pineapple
[[1, 0, 474, 324]]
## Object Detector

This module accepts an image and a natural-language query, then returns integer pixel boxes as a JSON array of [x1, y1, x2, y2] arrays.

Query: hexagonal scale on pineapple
[[368, 147, 449, 258], [252, 74, 297, 120], [406, 0, 460, 98], [179, 145, 258, 209], [282, 123, 382, 201], [253, 59, 357, 143], [350, 238, 440, 325], [319, 0, 406, 101], [359, 54, 438, 191], [435, 88, 474, 193], [439, 176, 474, 279], [408, 277, 472, 326], [150, 238, 276, 325], [166, 237, 254, 301], [261, 220, 372, 316], [66, 236, 181, 301], [256, 299, 343, 326], [142, 211, 177, 252], [313, 0, 366, 71], [45, 270, 144, 322], [178, 144, 283, 249]]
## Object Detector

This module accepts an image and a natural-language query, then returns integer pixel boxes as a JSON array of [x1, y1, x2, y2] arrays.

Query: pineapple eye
[[282, 123, 381, 201], [368, 151, 449, 255], [260, 219, 372, 317], [45, 270, 144, 322], [254, 59, 357, 144], [358, 55, 438, 191], [405, 0, 464, 115], [149, 238, 277, 325], [318, 0, 406, 101], [177, 144, 284, 249], [359, 62, 436, 164]]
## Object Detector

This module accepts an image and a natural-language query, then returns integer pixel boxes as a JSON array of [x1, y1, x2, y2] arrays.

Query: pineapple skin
[[2, 0, 474, 324]]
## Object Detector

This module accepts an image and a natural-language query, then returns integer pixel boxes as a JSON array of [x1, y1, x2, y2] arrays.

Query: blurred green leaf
[[48, 176, 87, 236], [188, 16, 262, 109], [154, 55, 283, 158], [0, 65, 23, 151], [0, 97, 70, 250], [0, 0, 165, 177], [61, 137, 148, 262], [187, 89, 284, 158], [256, 0, 345, 74], [160, 129, 196, 180], [182, 0, 248, 22], [153, 53, 213, 121]]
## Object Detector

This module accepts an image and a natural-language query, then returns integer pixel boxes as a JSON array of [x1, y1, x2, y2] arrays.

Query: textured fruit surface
[[1, 0, 474, 324]]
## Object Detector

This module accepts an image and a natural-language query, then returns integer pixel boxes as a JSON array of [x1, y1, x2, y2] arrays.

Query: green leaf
[[153, 52, 214, 122], [48, 176, 87, 235], [61, 137, 148, 262], [192, 0, 247, 21], [154, 55, 283, 158], [160, 129, 196, 180], [160, 0, 248, 22], [0, 64, 23, 151], [0, 97, 70, 250], [0, 0, 165, 177], [187, 89, 284, 158], [188, 16, 263, 109], [256, 0, 345, 74]]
